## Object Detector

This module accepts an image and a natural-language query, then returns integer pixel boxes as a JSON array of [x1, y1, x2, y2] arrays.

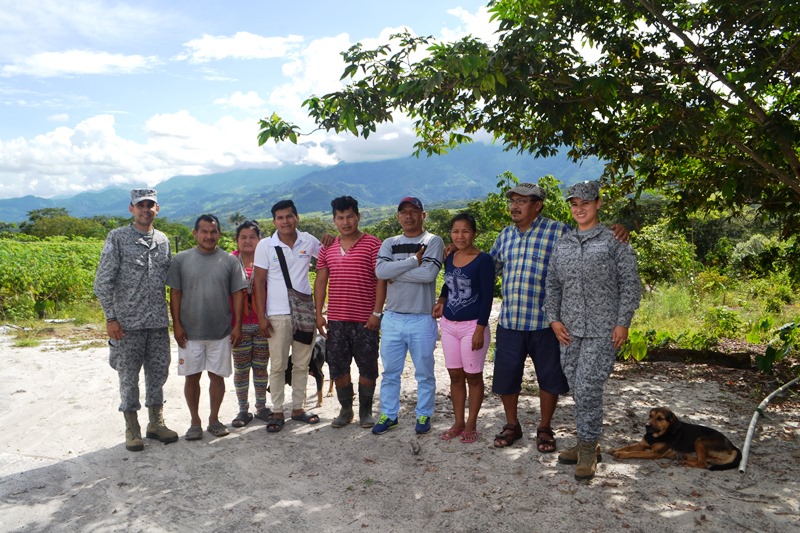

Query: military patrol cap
[[506, 182, 546, 200], [130, 188, 158, 205], [566, 180, 601, 201]]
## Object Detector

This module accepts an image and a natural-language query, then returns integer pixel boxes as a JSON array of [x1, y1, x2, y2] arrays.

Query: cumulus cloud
[[213, 91, 265, 110], [179, 32, 304, 63], [1, 50, 158, 77], [47, 113, 70, 122]]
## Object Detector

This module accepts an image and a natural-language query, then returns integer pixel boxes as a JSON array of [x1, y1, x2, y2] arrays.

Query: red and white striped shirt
[[316, 233, 381, 323]]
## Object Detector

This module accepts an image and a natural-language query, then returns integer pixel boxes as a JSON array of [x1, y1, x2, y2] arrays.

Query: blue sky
[[0, 0, 496, 199]]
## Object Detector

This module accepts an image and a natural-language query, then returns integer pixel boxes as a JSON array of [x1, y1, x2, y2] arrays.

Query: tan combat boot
[[558, 442, 602, 465], [123, 411, 144, 452], [146, 405, 179, 444], [575, 440, 599, 481]]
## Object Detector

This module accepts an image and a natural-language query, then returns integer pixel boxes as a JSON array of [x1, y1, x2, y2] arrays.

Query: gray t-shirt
[[166, 247, 247, 340]]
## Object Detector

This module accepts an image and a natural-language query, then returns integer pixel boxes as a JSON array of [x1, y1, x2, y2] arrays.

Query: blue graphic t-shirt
[[440, 251, 495, 326]]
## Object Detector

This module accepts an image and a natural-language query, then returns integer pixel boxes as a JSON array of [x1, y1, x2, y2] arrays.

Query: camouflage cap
[[505, 182, 546, 200], [130, 188, 158, 205], [566, 180, 601, 201]]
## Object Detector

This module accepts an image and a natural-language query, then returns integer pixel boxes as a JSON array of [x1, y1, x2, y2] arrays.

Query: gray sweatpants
[[560, 336, 616, 442], [109, 328, 171, 412]]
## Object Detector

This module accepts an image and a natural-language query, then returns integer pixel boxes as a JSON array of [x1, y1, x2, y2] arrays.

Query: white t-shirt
[[253, 230, 320, 316]]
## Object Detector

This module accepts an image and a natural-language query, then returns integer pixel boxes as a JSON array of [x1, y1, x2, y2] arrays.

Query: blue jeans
[[379, 311, 438, 419]]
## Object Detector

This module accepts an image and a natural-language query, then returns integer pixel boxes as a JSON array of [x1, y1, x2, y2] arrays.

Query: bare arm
[[252, 266, 271, 338], [230, 290, 244, 347], [314, 267, 330, 337], [169, 287, 187, 348]]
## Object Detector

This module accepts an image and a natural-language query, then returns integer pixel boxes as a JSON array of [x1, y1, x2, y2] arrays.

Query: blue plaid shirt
[[490, 216, 569, 331]]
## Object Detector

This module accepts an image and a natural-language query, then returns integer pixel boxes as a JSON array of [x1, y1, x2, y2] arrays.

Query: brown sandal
[[493, 422, 523, 448], [536, 426, 557, 453]]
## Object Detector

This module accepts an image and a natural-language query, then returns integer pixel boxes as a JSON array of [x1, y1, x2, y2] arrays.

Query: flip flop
[[460, 430, 480, 444], [232, 411, 253, 428], [254, 407, 273, 422], [266, 416, 285, 433], [440, 428, 464, 441], [290, 412, 320, 424]]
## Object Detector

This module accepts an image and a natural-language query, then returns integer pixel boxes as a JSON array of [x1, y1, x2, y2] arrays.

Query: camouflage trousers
[[109, 327, 171, 412], [560, 336, 617, 442]]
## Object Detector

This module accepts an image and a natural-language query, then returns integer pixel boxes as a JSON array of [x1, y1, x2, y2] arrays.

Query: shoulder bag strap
[[274, 246, 293, 290]]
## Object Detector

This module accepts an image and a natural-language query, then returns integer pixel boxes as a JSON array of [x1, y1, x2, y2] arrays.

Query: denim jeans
[[378, 310, 438, 419]]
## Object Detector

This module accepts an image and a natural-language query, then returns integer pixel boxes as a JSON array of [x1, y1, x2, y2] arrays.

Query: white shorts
[[177, 338, 233, 377]]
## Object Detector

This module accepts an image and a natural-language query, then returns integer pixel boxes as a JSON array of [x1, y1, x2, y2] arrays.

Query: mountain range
[[0, 143, 603, 225]]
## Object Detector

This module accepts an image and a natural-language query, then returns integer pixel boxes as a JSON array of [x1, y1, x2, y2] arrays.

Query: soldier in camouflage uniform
[[545, 180, 642, 481], [94, 188, 178, 451]]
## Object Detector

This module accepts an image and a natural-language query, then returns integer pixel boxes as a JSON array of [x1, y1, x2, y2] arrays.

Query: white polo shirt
[[253, 230, 320, 316]]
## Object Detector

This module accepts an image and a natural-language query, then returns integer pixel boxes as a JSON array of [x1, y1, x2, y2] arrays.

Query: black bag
[[275, 247, 315, 345]]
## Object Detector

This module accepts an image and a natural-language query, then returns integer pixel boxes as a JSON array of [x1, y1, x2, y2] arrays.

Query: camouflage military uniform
[[545, 224, 641, 441], [94, 224, 172, 411]]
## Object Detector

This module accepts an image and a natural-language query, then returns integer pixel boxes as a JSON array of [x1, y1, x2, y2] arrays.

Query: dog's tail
[[709, 447, 742, 471]]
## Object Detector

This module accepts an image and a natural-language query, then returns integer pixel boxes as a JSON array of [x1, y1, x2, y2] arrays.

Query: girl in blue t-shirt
[[432, 213, 495, 443]]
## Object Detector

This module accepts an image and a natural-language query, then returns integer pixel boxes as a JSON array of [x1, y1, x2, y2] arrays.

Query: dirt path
[[1, 326, 798, 533]]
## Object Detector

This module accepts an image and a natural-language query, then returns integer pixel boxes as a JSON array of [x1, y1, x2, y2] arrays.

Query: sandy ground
[[1, 320, 799, 533]]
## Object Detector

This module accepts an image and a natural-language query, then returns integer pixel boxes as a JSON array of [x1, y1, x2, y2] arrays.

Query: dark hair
[[331, 195, 359, 216], [235, 220, 261, 239], [271, 199, 298, 218], [450, 212, 477, 233], [194, 214, 221, 231]]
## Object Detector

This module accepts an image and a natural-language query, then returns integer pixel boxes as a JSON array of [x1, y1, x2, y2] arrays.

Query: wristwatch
[[372, 311, 384, 319]]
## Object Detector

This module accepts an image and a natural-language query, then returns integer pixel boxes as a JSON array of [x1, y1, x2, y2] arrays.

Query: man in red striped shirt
[[314, 196, 387, 429]]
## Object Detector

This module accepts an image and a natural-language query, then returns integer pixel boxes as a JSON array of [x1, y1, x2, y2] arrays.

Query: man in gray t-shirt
[[166, 214, 247, 441]]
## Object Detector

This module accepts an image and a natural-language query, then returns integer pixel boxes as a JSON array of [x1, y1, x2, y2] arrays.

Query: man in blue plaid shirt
[[490, 182, 626, 455]]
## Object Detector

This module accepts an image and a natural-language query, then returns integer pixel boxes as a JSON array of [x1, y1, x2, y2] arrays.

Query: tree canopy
[[258, 0, 800, 230]]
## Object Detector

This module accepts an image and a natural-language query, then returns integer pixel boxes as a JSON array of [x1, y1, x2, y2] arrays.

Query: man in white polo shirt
[[252, 199, 321, 433]]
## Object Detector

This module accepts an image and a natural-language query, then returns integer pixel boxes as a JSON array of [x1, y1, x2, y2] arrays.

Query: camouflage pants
[[109, 327, 171, 412], [560, 336, 616, 442]]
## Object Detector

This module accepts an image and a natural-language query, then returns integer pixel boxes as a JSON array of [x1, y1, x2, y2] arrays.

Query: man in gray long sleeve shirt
[[372, 197, 444, 435], [94, 188, 178, 451]]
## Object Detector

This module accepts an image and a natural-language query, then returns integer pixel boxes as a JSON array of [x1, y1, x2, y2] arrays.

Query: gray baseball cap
[[130, 188, 158, 205], [505, 182, 546, 200], [565, 181, 601, 201]]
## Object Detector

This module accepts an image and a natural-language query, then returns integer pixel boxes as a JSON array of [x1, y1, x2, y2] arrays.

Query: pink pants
[[440, 317, 490, 373]]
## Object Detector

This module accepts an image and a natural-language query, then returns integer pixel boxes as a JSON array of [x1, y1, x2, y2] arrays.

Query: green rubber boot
[[331, 383, 354, 428], [358, 384, 375, 428]]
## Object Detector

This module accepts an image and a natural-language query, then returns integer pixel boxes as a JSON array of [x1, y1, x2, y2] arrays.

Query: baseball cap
[[505, 183, 546, 200], [398, 196, 424, 211], [130, 188, 158, 205]]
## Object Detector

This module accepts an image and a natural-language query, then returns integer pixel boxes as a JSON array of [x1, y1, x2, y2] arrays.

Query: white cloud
[[179, 32, 304, 63], [441, 6, 497, 44], [0, 1, 166, 60], [47, 113, 69, 122], [1, 50, 158, 78], [213, 91, 265, 110]]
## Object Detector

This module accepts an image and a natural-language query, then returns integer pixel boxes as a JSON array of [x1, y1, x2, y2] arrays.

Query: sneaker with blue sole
[[415, 415, 431, 434], [372, 414, 398, 435]]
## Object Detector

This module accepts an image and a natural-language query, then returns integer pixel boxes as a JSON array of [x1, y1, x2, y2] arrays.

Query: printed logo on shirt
[[444, 268, 479, 315]]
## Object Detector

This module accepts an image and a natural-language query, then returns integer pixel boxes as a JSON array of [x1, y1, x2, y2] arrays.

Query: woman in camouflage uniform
[[545, 181, 642, 481]]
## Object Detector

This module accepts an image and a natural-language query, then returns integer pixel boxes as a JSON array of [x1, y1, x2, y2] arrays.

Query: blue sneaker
[[415, 415, 431, 434], [371, 414, 398, 435]]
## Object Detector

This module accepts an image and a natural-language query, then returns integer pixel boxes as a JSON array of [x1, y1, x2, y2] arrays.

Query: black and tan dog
[[610, 407, 742, 470]]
